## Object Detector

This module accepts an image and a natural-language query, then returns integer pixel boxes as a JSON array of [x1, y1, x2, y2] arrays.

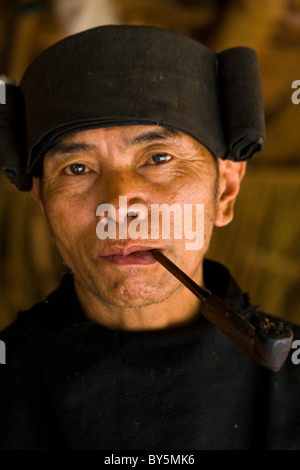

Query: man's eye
[[146, 154, 172, 165], [63, 163, 90, 175]]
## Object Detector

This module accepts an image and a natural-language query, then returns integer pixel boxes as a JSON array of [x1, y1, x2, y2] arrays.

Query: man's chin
[[74, 272, 179, 310], [98, 283, 170, 309]]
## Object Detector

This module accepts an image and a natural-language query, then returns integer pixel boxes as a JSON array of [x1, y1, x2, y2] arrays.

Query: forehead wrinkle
[[43, 127, 186, 169], [122, 127, 181, 148], [45, 141, 98, 161]]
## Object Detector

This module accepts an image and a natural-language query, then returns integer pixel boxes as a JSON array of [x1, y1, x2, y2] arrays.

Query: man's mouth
[[97, 245, 163, 265]]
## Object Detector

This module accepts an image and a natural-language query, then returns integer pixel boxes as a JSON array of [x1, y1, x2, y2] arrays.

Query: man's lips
[[100, 251, 156, 265], [96, 245, 163, 265]]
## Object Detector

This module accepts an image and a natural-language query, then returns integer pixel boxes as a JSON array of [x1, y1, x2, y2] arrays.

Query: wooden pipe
[[151, 250, 293, 372]]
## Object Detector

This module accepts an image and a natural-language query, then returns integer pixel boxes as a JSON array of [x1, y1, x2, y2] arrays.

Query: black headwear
[[0, 25, 266, 191]]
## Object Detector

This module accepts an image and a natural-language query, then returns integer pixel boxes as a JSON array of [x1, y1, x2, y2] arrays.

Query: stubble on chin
[[73, 263, 185, 310]]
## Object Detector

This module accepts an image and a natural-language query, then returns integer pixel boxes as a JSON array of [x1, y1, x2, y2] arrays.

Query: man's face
[[31, 125, 244, 310]]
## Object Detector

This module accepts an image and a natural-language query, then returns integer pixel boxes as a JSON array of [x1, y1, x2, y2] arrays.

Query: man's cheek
[[47, 199, 92, 233]]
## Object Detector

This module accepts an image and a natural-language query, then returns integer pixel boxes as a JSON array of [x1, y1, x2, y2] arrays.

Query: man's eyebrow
[[124, 127, 181, 147], [45, 141, 98, 158]]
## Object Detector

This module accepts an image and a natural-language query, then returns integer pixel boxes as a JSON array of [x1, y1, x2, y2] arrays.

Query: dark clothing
[[0, 259, 300, 450]]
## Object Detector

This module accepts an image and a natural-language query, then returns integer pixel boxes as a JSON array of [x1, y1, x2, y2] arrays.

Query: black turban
[[0, 25, 266, 191]]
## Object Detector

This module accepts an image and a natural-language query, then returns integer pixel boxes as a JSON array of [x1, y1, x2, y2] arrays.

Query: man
[[0, 25, 299, 450]]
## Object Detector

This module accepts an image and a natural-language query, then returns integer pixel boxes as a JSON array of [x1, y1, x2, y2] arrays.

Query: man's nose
[[96, 170, 150, 224]]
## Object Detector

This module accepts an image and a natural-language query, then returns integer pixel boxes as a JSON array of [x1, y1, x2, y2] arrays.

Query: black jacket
[[0, 259, 300, 450]]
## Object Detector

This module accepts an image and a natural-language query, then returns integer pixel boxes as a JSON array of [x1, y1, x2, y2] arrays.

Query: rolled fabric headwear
[[0, 24, 266, 191]]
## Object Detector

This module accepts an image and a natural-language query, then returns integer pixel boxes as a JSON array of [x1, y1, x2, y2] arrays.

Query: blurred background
[[1, 0, 300, 330]]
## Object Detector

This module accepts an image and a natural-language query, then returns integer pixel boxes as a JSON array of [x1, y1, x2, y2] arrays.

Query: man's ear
[[30, 177, 45, 215], [214, 160, 246, 227]]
